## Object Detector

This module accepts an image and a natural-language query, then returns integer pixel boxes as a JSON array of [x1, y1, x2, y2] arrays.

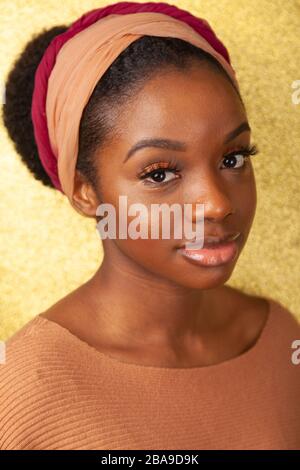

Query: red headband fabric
[[31, 1, 233, 193]]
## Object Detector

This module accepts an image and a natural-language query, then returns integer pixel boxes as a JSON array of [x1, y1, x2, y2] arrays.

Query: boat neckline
[[33, 296, 278, 373]]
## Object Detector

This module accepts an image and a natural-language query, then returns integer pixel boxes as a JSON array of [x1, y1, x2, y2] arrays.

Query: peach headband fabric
[[31, 1, 239, 204]]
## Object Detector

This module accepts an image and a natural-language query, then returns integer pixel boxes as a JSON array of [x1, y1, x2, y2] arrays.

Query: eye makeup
[[137, 143, 259, 186]]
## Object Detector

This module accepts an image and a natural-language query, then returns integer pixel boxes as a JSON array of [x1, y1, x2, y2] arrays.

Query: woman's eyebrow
[[224, 121, 251, 144], [124, 121, 251, 163]]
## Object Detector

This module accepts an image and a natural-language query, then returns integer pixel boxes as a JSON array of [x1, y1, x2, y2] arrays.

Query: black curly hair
[[2, 25, 243, 193]]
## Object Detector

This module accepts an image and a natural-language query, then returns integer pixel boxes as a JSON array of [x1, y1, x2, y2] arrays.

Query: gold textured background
[[0, 0, 299, 341]]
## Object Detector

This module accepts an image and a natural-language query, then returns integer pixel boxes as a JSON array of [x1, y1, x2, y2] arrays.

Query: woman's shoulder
[[224, 285, 300, 332], [0, 312, 95, 450], [267, 297, 300, 358], [222, 286, 300, 359], [1, 314, 52, 367], [240, 290, 300, 365], [0, 315, 64, 392], [0, 311, 90, 407], [263, 294, 300, 337], [0, 283, 90, 373]]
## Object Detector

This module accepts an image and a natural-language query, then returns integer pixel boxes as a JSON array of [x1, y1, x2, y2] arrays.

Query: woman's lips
[[177, 234, 240, 267]]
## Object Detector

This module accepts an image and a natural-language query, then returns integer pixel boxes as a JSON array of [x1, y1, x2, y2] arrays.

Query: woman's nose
[[190, 176, 234, 224]]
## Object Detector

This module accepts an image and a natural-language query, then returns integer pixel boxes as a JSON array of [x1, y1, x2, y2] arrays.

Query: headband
[[31, 1, 239, 205]]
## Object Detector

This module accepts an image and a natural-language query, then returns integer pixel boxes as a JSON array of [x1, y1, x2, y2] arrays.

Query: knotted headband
[[31, 1, 239, 205]]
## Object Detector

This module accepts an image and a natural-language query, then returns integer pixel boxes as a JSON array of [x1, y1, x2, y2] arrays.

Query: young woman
[[1, 1, 299, 450]]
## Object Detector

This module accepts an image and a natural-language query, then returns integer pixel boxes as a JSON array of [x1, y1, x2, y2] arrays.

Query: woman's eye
[[221, 153, 248, 169], [142, 168, 179, 185]]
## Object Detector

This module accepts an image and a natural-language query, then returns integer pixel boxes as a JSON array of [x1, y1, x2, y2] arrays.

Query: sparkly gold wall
[[1, 0, 299, 340]]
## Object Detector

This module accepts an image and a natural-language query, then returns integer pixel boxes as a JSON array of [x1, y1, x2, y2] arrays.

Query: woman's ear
[[69, 170, 101, 219]]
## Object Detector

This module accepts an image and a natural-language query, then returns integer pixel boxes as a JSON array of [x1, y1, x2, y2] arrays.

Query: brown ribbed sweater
[[0, 297, 300, 450]]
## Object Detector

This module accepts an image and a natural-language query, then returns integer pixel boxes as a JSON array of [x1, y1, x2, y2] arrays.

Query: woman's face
[[87, 63, 257, 289]]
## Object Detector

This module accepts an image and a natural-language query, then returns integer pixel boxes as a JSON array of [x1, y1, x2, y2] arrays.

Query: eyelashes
[[138, 143, 260, 186], [223, 143, 259, 159], [220, 143, 259, 170], [138, 157, 181, 183]]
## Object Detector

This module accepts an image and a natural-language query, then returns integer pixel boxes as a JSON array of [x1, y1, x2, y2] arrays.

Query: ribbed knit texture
[[0, 297, 299, 450]]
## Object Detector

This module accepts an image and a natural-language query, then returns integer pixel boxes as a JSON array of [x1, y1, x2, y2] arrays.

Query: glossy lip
[[179, 232, 241, 250], [177, 233, 241, 267]]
